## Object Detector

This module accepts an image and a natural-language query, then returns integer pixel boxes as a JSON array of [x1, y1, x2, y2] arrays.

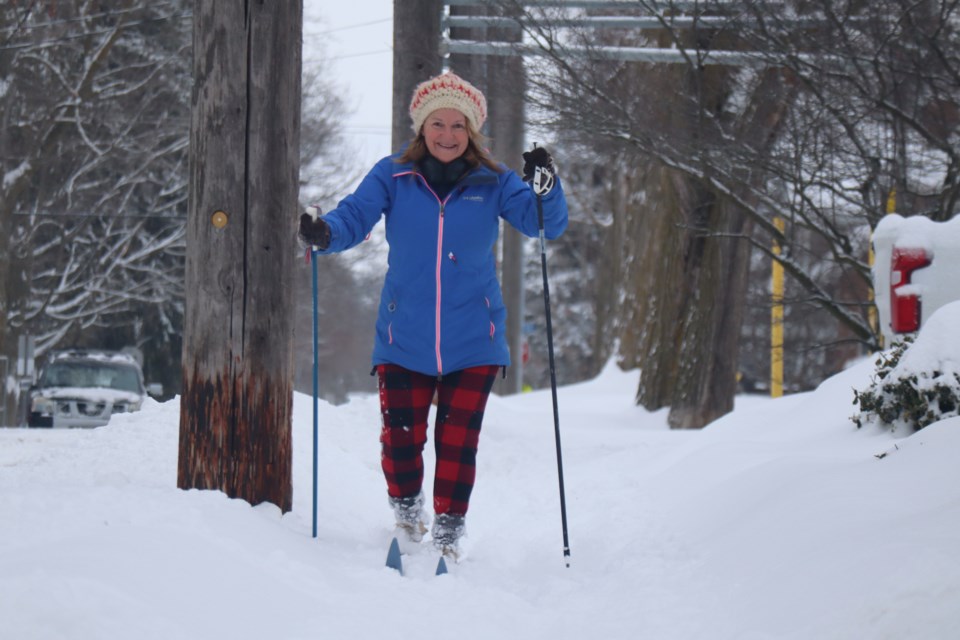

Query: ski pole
[[532, 163, 571, 567], [311, 247, 319, 539], [307, 206, 321, 540]]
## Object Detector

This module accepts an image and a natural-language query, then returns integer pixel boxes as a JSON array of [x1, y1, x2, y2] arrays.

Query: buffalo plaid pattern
[[377, 363, 500, 516]]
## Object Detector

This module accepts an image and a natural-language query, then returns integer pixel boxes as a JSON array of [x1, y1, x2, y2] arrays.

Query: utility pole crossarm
[[443, 39, 773, 67], [444, 0, 758, 9], [442, 15, 731, 30]]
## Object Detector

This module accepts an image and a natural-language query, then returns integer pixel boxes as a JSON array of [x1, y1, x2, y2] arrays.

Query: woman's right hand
[[298, 212, 331, 249]]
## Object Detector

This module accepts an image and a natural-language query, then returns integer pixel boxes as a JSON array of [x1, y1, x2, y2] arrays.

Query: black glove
[[299, 212, 330, 249], [522, 146, 556, 183]]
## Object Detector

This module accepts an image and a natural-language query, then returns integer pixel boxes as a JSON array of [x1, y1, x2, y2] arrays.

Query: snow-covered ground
[[2, 336, 959, 639]]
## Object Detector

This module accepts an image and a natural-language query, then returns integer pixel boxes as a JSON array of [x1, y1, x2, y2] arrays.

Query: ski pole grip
[[532, 166, 555, 197], [303, 205, 324, 255]]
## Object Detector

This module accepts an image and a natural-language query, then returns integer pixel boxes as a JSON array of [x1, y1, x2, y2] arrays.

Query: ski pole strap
[[532, 166, 554, 197]]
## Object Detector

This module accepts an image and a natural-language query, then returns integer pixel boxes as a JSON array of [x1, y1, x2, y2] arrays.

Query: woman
[[299, 72, 568, 562]]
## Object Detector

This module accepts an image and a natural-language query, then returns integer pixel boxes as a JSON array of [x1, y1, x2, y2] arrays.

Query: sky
[[3, 302, 960, 639], [304, 0, 395, 170]]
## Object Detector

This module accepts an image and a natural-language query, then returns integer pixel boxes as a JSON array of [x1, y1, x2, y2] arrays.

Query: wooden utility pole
[[392, 0, 443, 151], [487, 14, 526, 396], [178, 1, 301, 512], [449, 4, 527, 395]]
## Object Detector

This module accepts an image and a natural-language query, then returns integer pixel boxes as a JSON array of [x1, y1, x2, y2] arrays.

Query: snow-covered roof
[[49, 350, 140, 366]]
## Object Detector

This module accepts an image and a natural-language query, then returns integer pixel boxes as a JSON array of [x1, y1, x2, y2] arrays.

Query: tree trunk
[[624, 166, 753, 428], [627, 63, 788, 428], [623, 164, 687, 411], [178, 0, 301, 512], [667, 187, 753, 428], [664, 69, 794, 428]]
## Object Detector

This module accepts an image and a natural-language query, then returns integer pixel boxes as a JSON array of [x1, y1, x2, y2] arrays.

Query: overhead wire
[[306, 17, 390, 36], [306, 14, 392, 61]]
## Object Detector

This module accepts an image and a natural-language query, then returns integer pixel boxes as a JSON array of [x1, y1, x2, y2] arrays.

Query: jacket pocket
[[377, 284, 401, 346], [377, 269, 431, 350]]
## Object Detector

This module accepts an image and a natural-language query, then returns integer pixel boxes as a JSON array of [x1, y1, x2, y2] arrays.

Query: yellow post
[[771, 217, 785, 398], [868, 242, 878, 344], [868, 189, 897, 350]]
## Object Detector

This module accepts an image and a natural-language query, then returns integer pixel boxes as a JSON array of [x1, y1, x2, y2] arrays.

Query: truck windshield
[[41, 362, 142, 393]]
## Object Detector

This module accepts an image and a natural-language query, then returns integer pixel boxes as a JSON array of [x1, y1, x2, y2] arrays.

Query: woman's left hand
[[522, 147, 556, 183]]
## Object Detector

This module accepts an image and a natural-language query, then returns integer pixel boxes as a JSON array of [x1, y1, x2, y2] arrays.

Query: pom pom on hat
[[409, 72, 487, 134]]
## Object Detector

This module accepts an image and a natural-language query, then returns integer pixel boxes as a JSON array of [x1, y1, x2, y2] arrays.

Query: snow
[[894, 301, 960, 379], [3, 325, 960, 640], [3, 159, 31, 190], [49, 350, 139, 365], [32, 386, 142, 404]]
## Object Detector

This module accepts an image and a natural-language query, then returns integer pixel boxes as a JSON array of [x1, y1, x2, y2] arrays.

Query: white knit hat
[[409, 72, 487, 134]]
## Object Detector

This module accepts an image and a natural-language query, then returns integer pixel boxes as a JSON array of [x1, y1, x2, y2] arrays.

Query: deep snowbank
[[2, 354, 958, 639]]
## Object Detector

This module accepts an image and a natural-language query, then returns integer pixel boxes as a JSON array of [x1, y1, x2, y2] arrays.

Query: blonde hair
[[398, 119, 502, 174]]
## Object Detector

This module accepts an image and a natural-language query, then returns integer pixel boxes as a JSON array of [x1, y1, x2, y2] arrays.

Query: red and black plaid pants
[[377, 363, 500, 517]]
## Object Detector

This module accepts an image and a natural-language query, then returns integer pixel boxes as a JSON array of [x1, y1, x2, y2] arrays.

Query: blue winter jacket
[[317, 153, 568, 376]]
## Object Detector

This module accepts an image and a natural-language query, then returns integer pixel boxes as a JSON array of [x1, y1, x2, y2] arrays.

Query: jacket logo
[[462, 195, 484, 203]]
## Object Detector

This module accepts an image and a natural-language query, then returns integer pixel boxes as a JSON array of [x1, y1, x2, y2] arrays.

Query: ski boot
[[389, 492, 428, 551], [431, 512, 465, 564]]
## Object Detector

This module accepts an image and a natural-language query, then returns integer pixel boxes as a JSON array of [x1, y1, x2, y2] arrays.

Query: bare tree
[[485, 0, 958, 425], [1, 3, 363, 425], [1, 1, 191, 422], [511, 2, 791, 426]]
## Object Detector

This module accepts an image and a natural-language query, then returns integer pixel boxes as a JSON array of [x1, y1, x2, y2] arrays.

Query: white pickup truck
[[27, 349, 161, 428], [873, 214, 960, 346]]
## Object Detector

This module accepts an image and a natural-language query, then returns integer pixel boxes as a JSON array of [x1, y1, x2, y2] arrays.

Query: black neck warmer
[[419, 153, 470, 200]]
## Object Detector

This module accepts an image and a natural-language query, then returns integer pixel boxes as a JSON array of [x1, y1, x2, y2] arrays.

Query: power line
[[307, 17, 390, 36], [343, 125, 391, 133], [329, 48, 392, 61]]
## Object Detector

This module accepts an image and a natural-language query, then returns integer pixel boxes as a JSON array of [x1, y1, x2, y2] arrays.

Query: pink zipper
[[397, 170, 449, 374], [435, 201, 445, 374]]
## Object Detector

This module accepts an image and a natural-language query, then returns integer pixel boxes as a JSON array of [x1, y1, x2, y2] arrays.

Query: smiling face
[[422, 108, 469, 163]]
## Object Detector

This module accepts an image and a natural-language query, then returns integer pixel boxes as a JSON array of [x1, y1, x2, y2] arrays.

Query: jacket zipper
[[435, 200, 448, 374], [396, 170, 458, 375]]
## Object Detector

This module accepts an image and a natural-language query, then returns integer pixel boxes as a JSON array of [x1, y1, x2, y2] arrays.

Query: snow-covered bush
[[853, 302, 960, 432]]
